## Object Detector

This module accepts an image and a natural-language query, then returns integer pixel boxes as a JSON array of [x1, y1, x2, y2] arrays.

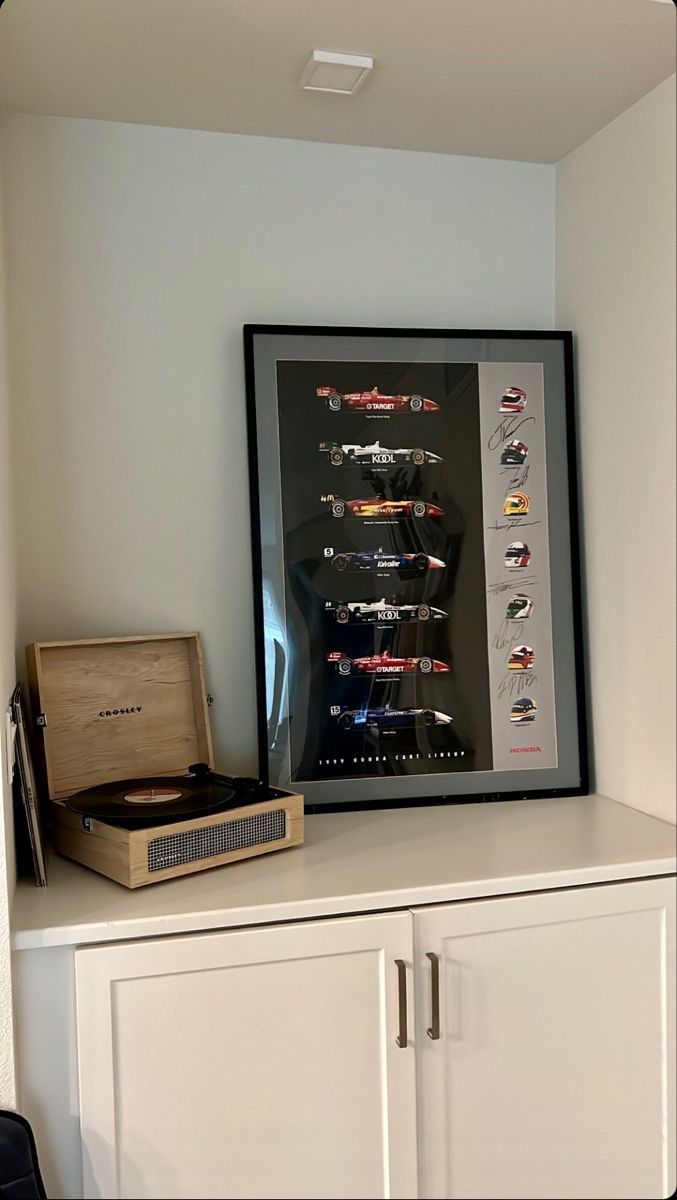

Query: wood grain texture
[[26, 633, 213, 798], [53, 792, 304, 888]]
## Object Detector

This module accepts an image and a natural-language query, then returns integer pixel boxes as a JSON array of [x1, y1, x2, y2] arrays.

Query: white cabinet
[[414, 878, 676, 1200], [74, 911, 418, 1200], [72, 877, 676, 1200], [14, 799, 676, 1200]]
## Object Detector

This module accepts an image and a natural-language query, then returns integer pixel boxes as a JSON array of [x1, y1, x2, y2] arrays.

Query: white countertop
[[11, 793, 676, 950]]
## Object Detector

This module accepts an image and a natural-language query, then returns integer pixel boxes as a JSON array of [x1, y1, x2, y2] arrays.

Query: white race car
[[325, 598, 447, 624], [319, 440, 442, 467]]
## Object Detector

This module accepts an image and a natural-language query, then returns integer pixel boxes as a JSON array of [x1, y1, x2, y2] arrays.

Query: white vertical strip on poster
[[478, 363, 557, 770]]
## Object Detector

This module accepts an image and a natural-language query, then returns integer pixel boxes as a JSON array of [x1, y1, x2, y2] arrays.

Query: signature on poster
[[503, 464, 530, 491], [486, 519, 541, 533], [487, 414, 535, 451], [498, 671, 538, 700], [487, 575, 538, 597], [492, 619, 534, 651]]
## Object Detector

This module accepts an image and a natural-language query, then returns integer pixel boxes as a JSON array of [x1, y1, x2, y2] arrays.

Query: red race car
[[330, 497, 444, 519], [317, 385, 440, 413], [326, 650, 450, 676]]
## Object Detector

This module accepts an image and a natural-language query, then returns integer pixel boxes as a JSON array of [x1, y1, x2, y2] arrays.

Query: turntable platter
[[66, 774, 235, 822]]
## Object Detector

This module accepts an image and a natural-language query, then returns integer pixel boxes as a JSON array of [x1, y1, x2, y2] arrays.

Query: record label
[[124, 787, 185, 804]]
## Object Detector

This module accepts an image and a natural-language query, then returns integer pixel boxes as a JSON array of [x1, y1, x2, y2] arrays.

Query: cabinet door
[[414, 877, 676, 1200], [75, 911, 417, 1200]]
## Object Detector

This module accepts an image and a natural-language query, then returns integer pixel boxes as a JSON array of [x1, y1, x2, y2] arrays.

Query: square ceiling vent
[[299, 50, 374, 95]]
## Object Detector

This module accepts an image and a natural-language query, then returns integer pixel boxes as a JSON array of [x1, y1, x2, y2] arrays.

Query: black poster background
[[276, 360, 493, 781]]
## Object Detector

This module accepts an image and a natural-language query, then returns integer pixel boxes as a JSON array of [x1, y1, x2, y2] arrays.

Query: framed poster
[[244, 325, 587, 811]]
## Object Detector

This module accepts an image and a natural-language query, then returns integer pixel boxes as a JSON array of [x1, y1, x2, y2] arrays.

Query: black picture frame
[[244, 324, 588, 812]]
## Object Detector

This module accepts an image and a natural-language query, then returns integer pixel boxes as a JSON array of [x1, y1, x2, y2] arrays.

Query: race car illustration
[[319, 440, 442, 467], [507, 645, 535, 670], [335, 705, 454, 731], [326, 547, 446, 573], [326, 651, 450, 676], [316, 385, 441, 413], [503, 491, 531, 516], [501, 439, 528, 466], [505, 541, 531, 568], [328, 497, 444, 519], [505, 594, 534, 620], [510, 697, 538, 723], [325, 598, 447, 624], [499, 387, 527, 414]]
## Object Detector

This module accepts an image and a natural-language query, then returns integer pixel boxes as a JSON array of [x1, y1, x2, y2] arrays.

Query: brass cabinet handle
[[394, 959, 408, 1048], [426, 952, 441, 1040]]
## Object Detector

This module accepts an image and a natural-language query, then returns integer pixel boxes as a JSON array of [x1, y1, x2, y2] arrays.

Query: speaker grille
[[147, 809, 287, 873]]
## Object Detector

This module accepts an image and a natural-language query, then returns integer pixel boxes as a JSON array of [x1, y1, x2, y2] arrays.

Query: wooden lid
[[26, 634, 214, 800]]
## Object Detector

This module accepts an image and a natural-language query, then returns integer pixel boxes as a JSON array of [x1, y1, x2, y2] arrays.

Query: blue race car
[[326, 547, 446, 572], [335, 706, 453, 731]]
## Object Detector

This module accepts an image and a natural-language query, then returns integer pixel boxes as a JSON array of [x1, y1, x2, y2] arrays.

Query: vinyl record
[[66, 774, 235, 822]]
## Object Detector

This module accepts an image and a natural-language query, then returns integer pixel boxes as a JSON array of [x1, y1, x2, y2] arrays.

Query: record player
[[26, 633, 303, 888]]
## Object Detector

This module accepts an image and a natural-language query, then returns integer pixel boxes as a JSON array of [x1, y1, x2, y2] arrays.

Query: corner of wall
[[0, 123, 18, 1108], [554, 73, 677, 826]]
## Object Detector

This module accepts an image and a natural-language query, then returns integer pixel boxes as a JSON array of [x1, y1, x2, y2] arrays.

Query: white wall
[[0, 114, 555, 773], [556, 75, 676, 824], [0, 148, 17, 1107]]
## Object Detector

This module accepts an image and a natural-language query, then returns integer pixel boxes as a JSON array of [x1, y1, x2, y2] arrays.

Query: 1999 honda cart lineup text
[[244, 326, 587, 810]]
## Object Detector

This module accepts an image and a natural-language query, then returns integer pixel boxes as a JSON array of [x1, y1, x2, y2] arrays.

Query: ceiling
[[0, 0, 674, 163]]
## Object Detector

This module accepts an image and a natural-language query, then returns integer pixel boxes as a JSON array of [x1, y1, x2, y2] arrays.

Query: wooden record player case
[[26, 633, 303, 887]]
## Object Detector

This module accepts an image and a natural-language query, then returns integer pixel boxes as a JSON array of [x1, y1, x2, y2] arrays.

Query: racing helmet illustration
[[510, 697, 538, 722], [503, 491, 530, 516], [508, 644, 535, 670], [505, 541, 531, 567], [500, 439, 529, 465], [505, 594, 534, 619], [500, 387, 528, 413]]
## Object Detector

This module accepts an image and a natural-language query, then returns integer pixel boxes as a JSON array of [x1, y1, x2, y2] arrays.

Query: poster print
[[244, 327, 587, 811]]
